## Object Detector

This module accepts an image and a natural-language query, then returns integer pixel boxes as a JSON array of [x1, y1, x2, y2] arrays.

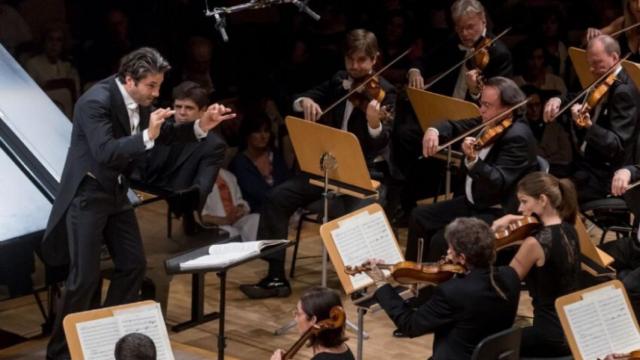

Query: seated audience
[[201, 168, 259, 241]]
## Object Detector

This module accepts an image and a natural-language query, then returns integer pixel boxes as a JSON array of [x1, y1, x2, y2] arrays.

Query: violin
[[465, 36, 492, 71], [348, 76, 392, 122], [494, 216, 541, 250], [423, 27, 511, 91], [283, 306, 346, 360], [575, 71, 617, 128], [344, 260, 466, 285], [473, 117, 513, 150]]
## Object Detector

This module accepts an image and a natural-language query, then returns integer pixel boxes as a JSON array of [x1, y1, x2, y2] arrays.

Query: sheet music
[[596, 288, 640, 354], [76, 316, 121, 360], [180, 240, 287, 270], [566, 299, 612, 359], [565, 287, 640, 360], [331, 210, 403, 290], [114, 304, 174, 360]]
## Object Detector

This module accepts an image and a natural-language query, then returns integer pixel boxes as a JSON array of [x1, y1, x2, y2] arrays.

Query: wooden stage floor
[[0, 201, 536, 359]]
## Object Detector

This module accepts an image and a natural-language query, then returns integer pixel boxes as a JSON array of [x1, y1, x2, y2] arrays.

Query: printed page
[[565, 299, 612, 360], [595, 288, 640, 354], [113, 303, 174, 360], [76, 316, 121, 360], [180, 241, 264, 270], [331, 211, 403, 289]]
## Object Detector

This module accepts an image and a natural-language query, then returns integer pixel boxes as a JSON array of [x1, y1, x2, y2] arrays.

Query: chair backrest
[[536, 155, 550, 174], [471, 326, 522, 360]]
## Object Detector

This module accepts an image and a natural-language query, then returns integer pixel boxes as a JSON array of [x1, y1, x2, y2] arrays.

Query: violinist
[[601, 166, 640, 319], [365, 217, 520, 360], [406, 77, 537, 263], [407, 0, 512, 100], [240, 29, 396, 299], [586, 0, 640, 63], [492, 172, 580, 358], [543, 35, 640, 205], [271, 287, 354, 360]]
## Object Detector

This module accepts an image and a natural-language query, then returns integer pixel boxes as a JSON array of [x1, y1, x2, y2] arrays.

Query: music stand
[[276, 116, 378, 336], [285, 115, 379, 286], [406, 87, 480, 196]]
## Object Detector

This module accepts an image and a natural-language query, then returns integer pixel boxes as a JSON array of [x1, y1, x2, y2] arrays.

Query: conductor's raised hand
[[422, 128, 439, 158], [586, 27, 602, 42], [148, 107, 175, 140], [200, 103, 236, 132], [543, 97, 562, 123], [300, 97, 322, 122]]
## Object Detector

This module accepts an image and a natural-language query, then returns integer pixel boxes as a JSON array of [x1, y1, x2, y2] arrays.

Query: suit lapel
[[109, 77, 132, 136]]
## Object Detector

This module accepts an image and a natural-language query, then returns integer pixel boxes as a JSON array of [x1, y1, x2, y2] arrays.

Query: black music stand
[[165, 236, 291, 360]]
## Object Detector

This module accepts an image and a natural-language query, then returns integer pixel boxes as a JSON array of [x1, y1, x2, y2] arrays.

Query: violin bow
[[550, 52, 631, 122], [610, 21, 640, 38], [320, 47, 412, 117], [423, 27, 512, 90], [436, 98, 529, 152]]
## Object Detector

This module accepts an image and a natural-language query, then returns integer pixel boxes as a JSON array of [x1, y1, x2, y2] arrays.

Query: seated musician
[[603, 166, 640, 318], [365, 217, 521, 360], [135, 81, 227, 235], [407, 0, 512, 99], [271, 287, 354, 360], [543, 34, 640, 206], [408, 76, 538, 263], [492, 171, 580, 357], [394, 0, 514, 220], [586, 0, 640, 63], [239, 29, 396, 299]]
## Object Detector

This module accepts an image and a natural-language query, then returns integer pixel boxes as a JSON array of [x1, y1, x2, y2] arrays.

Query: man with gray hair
[[407, 0, 512, 100], [42, 47, 235, 359], [543, 34, 640, 204]]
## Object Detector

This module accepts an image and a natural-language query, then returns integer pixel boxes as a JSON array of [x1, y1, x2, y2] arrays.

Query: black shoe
[[393, 328, 408, 338], [239, 277, 291, 299]]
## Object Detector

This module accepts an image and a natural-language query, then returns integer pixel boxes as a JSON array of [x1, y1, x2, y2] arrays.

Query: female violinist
[[587, 0, 640, 62], [271, 287, 354, 360], [491, 171, 580, 357], [363, 217, 521, 360]]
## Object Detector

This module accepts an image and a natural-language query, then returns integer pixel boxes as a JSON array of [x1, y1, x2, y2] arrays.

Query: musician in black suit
[[41, 47, 235, 360], [408, 76, 538, 263], [393, 0, 514, 222], [543, 34, 640, 205], [365, 217, 521, 360], [136, 81, 226, 235], [239, 29, 396, 299], [407, 0, 512, 100]]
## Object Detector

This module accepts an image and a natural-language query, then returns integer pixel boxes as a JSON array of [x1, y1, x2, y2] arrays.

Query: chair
[[471, 326, 522, 360], [289, 199, 345, 278], [537, 155, 550, 174]]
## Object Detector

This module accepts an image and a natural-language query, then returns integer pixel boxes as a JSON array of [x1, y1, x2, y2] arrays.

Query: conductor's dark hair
[[114, 333, 157, 360], [117, 47, 171, 84]]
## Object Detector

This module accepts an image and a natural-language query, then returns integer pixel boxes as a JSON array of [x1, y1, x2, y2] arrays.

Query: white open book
[[74, 302, 173, 360], [557, 281, 640, 360], [179, 239, 289, 270]]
